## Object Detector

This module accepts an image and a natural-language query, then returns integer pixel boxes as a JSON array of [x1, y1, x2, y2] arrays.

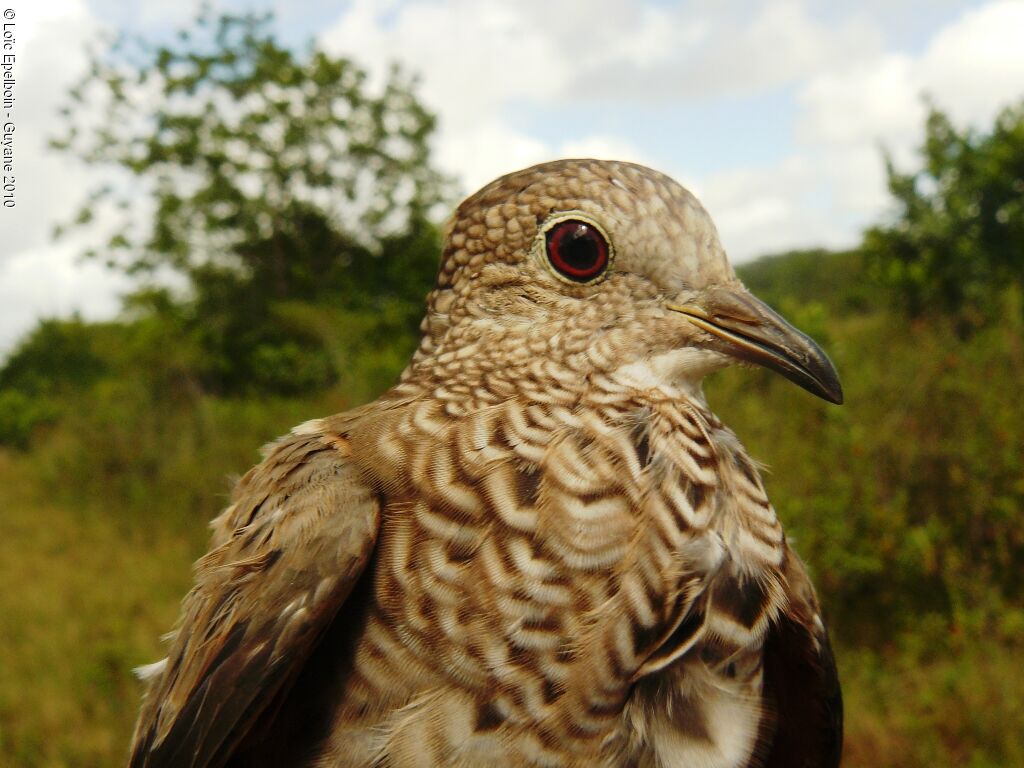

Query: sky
[[1, 0, 1023, 356]]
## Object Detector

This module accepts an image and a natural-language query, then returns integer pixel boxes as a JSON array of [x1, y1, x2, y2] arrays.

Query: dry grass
[[0, 451, 201, 766]]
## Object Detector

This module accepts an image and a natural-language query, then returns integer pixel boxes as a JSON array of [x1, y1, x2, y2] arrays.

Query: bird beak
[[666, 286, 843, 404]]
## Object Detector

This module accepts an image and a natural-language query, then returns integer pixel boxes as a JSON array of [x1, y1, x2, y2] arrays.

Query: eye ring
[[541, 214, 613, 284]]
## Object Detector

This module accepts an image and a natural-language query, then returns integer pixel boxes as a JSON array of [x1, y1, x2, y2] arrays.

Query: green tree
[[0, 317, 107, 396], [864, 100, 1024, 331], [51, 10, 451, 394], [0, 318, 107, 448]]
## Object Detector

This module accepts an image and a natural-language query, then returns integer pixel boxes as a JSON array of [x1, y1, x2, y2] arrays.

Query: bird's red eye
[[545, 219, 610, 283]]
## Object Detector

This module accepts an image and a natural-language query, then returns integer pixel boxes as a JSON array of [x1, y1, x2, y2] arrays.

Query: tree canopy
[[864, 100, 1024, 331], [52, 10, 451, 394]]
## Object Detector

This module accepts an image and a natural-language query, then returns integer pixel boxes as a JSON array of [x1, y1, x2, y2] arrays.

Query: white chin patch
[[613, 348, 726, 397]]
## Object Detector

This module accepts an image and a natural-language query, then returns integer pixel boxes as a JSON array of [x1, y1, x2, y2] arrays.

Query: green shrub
[[0, 390, 59, 449]]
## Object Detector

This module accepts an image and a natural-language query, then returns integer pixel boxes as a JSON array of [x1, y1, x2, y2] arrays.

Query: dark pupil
[[560, 225, 597, 269], [548, 222, 604, 280]]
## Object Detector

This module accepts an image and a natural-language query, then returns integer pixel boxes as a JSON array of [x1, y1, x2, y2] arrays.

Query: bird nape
[[129, 159, 843, 768]]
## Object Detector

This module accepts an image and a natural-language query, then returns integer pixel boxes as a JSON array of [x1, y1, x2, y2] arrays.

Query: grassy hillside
[[1, 250, 1022, 766]]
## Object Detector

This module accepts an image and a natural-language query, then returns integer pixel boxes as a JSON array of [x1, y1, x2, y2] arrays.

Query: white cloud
[[695, 154, 855, 261], [433, 119, 549, 195], [0, 240, 131, 353], [1, 0, 97, 254], [556, 135, 651, 167], [0, 0, 129, 354], [799, 1, 1024, 156], [83, 0, 203, 34], [799, 55, 919, 150], [132, 0, 202, 31], [567, 1, 881, 102], [315, 0, 891, 257], [704, 0, 1024, 261], [919, 0, 1024, 123], [320, 0, 566, 119], [319, 0, 570, 191], [319, 0, 673, 194]]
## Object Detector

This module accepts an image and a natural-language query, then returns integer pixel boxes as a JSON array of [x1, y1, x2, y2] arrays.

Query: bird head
[[414, 159, 842, 405]]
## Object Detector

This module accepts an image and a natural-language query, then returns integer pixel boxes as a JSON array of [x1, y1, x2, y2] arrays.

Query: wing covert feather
[[129, 426, 380, 768]]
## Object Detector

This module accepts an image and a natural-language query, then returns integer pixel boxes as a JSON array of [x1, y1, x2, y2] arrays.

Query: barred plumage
[[130, 159, 843, 768]]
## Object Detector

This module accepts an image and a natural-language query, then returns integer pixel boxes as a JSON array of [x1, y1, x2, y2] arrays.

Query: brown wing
[[129, 425, 380, 768], [760, 547, 843, 768]]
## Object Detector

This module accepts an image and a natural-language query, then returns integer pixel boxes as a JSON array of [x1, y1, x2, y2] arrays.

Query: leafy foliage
[[739, 248, 879, 316], [0, 317, 108, 395], [724, 266, 1024, 644], [0, 390, 58, 450], [51, 10, 450, 395], [0, 318, 107, 447], [864, 101, 1024, 331]]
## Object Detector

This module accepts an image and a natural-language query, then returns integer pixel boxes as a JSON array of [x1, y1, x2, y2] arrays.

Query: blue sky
[[1, 0, 1022, 355]]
